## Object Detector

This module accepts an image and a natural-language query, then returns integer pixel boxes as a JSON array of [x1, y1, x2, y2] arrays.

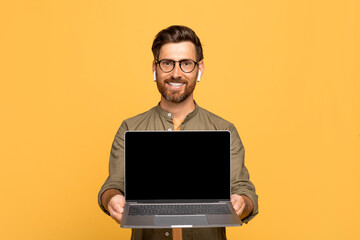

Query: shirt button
[[168, 128, 172, 131], [168, 113, 171, 117], [165, 231, 170, 237]]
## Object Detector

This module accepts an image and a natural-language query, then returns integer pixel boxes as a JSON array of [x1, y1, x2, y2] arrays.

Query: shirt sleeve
[[229, 123, 259, 223], [98, 121, 128, 215]]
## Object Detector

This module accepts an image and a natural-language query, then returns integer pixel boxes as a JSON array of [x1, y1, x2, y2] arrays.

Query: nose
[[171, 62, 182, 79]]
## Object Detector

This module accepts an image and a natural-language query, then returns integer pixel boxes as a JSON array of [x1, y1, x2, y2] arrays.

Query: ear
[[152, 60, 156, 72], [198, 60, 204, 77], [197, 70, 201, 82], [152, 61, 157, 81], [197, 60, 204, 82]]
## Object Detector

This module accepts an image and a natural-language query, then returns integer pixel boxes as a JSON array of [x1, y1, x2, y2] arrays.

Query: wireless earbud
[[197, 70, 201, 82], [153, 71, 156, 82]]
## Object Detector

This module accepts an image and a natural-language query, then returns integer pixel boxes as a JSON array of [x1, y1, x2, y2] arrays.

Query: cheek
[[181, 73, 195, 82], [157, 72, 171, 81]]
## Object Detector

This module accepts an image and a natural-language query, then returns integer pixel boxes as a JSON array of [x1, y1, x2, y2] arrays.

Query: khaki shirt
[[98, 103, 258, 240]]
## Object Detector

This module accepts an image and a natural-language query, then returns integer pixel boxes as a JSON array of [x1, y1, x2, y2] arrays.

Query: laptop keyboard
[[129, 203, 231, 215]]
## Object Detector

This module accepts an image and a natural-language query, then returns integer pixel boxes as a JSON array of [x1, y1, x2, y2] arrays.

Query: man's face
[[153, 41, 203, 103]]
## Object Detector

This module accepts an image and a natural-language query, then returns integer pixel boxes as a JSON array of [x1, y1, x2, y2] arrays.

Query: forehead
[[158, 41, 196, 60]]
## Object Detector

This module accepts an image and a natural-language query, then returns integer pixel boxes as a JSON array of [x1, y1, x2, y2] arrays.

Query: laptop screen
[[125, 131, 231, 201]]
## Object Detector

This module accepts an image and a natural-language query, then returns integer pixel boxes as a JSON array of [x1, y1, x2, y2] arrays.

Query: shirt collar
[[155, 101, 200, 121]]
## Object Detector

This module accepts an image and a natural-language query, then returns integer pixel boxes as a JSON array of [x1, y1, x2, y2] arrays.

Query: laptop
[[121, 131, 242, 228]]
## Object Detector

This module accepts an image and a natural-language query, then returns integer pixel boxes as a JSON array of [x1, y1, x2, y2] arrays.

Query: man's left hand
[[230, 194, 254, 220], [230, 194, 246, 216]]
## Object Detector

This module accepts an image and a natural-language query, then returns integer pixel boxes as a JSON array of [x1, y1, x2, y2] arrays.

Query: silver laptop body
[[121, 131, 242, 228]]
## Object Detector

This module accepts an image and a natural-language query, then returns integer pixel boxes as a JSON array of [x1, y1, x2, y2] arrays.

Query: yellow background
[[1, 0, 359, 239]]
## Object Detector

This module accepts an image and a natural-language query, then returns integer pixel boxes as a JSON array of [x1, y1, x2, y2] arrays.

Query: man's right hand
[[102, 189, 126, 224], [107, 194, 126, 224]]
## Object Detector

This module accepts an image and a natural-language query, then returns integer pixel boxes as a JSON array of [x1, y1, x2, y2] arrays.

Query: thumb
[[233, 203, 239, 210], [118, 205, 124, 214], [113, 202, 124, 214], [230, 195, 237, 204]]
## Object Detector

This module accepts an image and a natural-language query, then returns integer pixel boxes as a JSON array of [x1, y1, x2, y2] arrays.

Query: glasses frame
[[155, 59, 199, 73]]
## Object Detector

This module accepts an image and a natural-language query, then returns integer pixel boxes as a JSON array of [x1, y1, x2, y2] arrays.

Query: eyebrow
[[158, 58, 196, 61]]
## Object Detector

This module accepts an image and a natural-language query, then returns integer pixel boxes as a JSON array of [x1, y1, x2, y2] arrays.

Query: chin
[[164, 95, 187, 103]]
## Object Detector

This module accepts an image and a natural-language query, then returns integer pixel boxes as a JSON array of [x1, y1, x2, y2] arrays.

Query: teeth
[[169, 82, 184, 86]]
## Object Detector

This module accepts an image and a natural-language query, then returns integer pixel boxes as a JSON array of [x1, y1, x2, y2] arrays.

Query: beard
[[156, 77, 197, 103]]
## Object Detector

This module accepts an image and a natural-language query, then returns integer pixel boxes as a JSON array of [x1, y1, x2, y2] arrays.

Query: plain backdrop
[[0, 0, 359, 239]]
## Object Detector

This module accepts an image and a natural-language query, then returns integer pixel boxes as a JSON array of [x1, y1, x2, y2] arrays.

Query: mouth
[[167, 82, 185, 89]]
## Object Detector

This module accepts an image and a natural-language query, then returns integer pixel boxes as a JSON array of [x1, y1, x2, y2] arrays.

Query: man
[[98, 25, 258, 240]]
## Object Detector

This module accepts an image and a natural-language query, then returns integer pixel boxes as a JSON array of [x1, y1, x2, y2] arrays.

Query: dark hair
[[152, 25, 204, 61]]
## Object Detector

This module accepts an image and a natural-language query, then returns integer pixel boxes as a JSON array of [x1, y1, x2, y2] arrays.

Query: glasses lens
[[159, 60, 174, 72], [180, 60, 195, 72]]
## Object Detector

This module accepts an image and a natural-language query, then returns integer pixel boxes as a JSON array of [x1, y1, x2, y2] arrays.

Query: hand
[[107, 194, 126, 224], [230, 194, 246, 217]]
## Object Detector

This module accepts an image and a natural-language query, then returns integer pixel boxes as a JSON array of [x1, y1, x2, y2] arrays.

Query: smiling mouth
[[167, 82, 185, 89], [168, 82, 184, 87]]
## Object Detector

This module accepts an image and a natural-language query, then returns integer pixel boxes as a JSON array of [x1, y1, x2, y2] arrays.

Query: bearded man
[[98, 25, 258, 240]]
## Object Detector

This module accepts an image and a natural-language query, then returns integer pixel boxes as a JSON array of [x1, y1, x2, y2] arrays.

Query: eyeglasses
[[155, 59, 199, 73]]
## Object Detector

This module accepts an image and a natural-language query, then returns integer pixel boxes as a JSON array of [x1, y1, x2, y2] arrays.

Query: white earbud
[[197, 70, 201, 82], [153, 71, 156, 82]]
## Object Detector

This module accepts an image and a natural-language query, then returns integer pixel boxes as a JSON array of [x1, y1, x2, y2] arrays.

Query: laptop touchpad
[[154, 215, 208, 226]]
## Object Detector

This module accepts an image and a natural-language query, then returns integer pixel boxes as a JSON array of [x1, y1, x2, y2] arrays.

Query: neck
[[159, 94, 196, 120]]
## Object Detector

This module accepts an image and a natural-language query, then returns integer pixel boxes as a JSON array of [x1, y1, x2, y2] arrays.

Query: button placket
[[165, 112, 173, 131]]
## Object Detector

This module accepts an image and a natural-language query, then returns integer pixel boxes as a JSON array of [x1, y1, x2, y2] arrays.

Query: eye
[[182, 60, 192, 66], [162, 60, 172, 66]]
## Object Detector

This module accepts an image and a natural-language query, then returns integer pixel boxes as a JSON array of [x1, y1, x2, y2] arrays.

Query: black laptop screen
[[125, 131, 230, 201]]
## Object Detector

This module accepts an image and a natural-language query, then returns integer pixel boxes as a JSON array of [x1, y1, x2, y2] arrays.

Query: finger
[[231, 197, 241, 209], [109, 195, 126, 209], [109, 209, 123, 224], [235, 202, 245, 216], [110, 202, 124, 214], [120, 195, 126, 205], [112, 214, 122, 224], [118, 206, 124, 214], [232, 202, 239, 211], [231, 199, 244, 215], [237, 202, 244, 213], [231, 195, 241, 203]]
